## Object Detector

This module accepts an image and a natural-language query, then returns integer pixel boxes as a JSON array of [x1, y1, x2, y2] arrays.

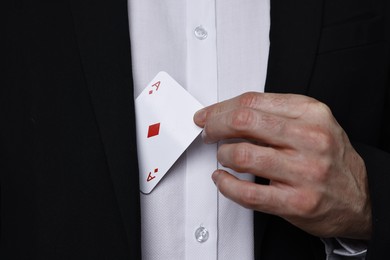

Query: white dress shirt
[[129, 1, 269, 259], [128, 1, 366, 259]]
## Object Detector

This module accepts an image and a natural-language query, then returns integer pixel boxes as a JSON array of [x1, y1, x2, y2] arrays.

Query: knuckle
[[288, 122, 334, 153], [231, 143, 253, 169], [230, 108, 256, 131], [292, 158, 332, 189], [307, 127, 334, 153], [285, 123, 304, 138], [288, 191, 322, 217], [309, 101, 333, 120], [310, 158, 332, 182], [238, 92, 260, 108]]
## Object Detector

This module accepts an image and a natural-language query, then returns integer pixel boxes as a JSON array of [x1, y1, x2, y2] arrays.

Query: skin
[[193, 92, 372, 240]]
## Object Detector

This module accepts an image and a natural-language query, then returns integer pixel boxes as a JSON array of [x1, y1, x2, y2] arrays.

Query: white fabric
[[129, 0, 269, 259], [128, 0, 367, 259], [323, 238, 367, 260]]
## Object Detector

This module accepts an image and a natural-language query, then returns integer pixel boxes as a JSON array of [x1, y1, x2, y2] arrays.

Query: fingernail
[[194, 109, 207, 124]]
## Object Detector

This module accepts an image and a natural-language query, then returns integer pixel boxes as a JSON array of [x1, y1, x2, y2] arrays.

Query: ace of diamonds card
[[135, 71, 204, 194]]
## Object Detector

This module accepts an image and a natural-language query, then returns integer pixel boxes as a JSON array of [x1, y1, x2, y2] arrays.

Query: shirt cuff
[[322, 238, 367, 259]]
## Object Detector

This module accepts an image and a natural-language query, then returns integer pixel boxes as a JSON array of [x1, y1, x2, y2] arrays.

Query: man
[[1, 0, 389, 259]]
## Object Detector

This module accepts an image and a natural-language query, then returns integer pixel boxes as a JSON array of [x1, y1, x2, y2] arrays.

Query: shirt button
[[195, 226, 209, 243], [194, 26, 208, 40]]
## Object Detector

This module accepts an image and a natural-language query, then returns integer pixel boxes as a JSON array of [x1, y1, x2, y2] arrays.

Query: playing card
[[135, 71, 204, 194]]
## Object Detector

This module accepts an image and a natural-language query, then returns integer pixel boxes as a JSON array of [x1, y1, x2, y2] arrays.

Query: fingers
[[194, 92, 336, 149], [194, 92, 315, 128], [199, 106, 317, 149], [211, 170, 287, 215], [200, 107, 293, 145], [194, 92, 372, 239], [217, 142, 295, 183], [193, 92, 320, 146]]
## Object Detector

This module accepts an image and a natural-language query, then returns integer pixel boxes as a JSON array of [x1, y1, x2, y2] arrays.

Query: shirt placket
[[185, 0, 219, 259]]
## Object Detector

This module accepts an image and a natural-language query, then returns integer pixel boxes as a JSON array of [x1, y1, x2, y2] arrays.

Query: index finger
[[194, 92, 314, 127]]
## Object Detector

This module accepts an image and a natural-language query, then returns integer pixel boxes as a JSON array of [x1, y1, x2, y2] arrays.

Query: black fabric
[[353, 143, 390, 259], [257, 0, 390, 259], [1, 0, 389, 259], [255, 215, 326, 260], [2, 0, 140, 259]]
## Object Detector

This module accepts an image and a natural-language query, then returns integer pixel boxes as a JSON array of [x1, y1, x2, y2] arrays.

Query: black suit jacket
[[2, 0, 389, 259]]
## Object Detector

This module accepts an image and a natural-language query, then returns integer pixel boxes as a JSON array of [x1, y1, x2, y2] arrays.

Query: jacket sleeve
[[361, 3, 390, 256]]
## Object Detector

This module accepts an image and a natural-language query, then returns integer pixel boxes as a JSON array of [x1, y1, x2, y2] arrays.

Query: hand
[[194, 92, 372, 239]]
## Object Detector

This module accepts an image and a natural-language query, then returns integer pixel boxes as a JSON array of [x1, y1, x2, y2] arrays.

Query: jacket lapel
[[255, 0, 324, 257], [265, 0, 324, 94], [69, 0, 141, 256]]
